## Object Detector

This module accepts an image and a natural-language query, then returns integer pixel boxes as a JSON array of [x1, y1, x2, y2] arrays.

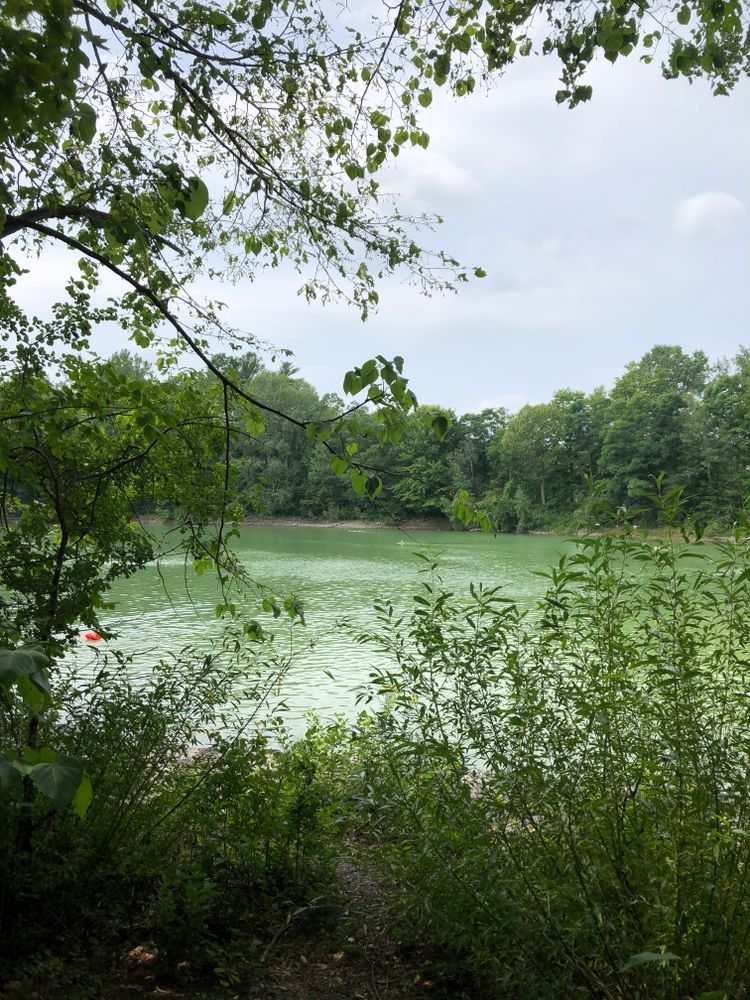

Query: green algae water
[[72, 526, 568, 724]]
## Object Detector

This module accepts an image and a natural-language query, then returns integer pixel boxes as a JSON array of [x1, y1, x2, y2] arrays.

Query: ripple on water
[[65, 526, 567, 730]]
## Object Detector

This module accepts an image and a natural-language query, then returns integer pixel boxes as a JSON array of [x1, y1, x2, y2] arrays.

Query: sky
[[12, 47, 750, 416]]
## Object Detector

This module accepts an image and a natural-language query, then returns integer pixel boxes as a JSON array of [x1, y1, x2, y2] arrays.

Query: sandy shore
[[240, 515, 453, 531]]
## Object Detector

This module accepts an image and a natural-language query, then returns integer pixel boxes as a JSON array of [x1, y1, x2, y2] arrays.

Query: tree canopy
[[1, 0, 747, 357], [0, 0, 746, 490]]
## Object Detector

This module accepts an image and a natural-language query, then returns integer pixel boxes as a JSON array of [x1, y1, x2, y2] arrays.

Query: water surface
[[76, 526, 567, 723]]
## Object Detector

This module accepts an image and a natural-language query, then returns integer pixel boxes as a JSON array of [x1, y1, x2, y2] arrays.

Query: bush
[[354, 518, 750, 998], [0, 636, 354, 983]]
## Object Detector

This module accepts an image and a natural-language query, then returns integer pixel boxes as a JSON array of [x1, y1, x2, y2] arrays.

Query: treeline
[[120, 343, 750, 530]]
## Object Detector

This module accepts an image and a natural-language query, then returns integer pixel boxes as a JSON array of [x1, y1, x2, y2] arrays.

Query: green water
[[74, 526, 567, 723]]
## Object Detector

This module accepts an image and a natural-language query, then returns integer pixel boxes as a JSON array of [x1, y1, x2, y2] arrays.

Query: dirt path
[[2, 856, 476, 1000], [245, 859, 423, 999]]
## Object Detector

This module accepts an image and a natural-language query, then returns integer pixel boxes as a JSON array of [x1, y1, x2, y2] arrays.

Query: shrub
[[0, 636, 353, 982], [355, 518, 750, 998]]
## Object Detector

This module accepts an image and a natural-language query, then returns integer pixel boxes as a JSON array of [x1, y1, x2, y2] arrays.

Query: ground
[[0, 858, 480, 1000]]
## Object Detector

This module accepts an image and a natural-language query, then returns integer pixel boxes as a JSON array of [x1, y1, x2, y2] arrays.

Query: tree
[[0, 0, 476, 538], [233, 366, 330, 514], [390, 407, 462, 517], [3, 0, 747, 968], [2, 0, 746, 372], [0, 0, 745, 535], [500, 403, 567, 509], [0, 0, 469, 345], [0, 339, 235, 830], [454, 408, 508, 495], [107, 348, 154, 380], [1, 0, 747, 834], [599, 345, 708, 508], [684, 348, 750, 519]]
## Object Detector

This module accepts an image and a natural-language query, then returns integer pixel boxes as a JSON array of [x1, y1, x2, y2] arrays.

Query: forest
[[116, 342, 750, 533]]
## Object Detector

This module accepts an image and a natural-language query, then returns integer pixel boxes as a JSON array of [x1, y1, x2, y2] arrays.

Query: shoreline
[[240, 514, 454, 531], [134, 515, 727, 541], [134, 514, 456, 531]]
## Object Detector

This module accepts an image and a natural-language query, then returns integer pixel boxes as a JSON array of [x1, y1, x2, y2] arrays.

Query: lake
[[73, 526, 568, 725]]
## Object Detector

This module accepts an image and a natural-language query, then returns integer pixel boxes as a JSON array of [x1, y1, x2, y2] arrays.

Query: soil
[[1, 857, 479, 1000]]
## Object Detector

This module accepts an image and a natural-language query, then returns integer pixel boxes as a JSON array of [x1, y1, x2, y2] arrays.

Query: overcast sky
[[13, 49, 750, 415]]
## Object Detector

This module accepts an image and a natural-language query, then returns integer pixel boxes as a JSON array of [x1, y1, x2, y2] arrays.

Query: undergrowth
[[353, 497, 750, 999], [0, 641, 354, 991]]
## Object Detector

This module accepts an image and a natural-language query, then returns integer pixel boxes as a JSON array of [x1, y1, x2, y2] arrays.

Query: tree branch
[[2, 205, 182, 254], [16, 219, 310, 431]]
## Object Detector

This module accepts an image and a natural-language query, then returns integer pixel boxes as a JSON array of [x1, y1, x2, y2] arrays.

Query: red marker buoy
[[84, 631, 102, 641]]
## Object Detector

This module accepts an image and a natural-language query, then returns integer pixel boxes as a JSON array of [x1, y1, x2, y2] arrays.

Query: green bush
[[0, 638, 353, 981], [355, 515, 750, 998]]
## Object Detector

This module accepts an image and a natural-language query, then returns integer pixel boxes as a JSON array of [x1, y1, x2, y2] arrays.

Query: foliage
[[599, 346, 709, 507], [89, 343, 750, 533], [0, 341, 238, 825], [1, 0, 746, 519], [353, 495, 750, 997], [0, 634, 354, 983], [1, 0, 749, 988]]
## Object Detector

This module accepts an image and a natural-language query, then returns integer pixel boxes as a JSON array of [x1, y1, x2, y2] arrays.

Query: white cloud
[[674, 191, 746, 238], [384, 149, 481, 210]]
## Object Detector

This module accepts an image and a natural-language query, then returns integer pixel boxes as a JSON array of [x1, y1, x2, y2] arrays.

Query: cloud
[[674, 192, 746, 238], [383, 149, 481, 210]]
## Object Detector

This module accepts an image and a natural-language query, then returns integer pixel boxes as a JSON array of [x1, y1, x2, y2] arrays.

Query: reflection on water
[[68, 526, 567, 725]]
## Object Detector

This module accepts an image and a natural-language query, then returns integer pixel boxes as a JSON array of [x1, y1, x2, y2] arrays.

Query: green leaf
[[621, 952, 680, 972], [0, 756, 23, 790], [365, 475, 383, 498], [262, 597, 281, 618], [677, 6, 691, 24], [0, 647, 51, 697], [26, 751, 89, 813], [343, 371, 363, 395], [330, 456, 349, 475], [72, 773, 93, 818], [209, 10, 233, 27], [418, 89, 433, 108], [16, 674, 49, 712], [243, 620, 264, 641], [184, 177, 209, 220], [351, 469, 367, 495], [73, 103, 97, 144], [360, 358, 379, 385], [430, 414, 450, 439]]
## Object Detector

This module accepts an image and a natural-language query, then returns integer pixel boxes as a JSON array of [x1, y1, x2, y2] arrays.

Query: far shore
[[241, 515, 454, 531], [137, 514, 456, 532], [134, 515, 729, 542]]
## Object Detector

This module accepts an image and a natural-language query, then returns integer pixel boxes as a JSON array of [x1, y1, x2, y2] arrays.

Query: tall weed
[[356, 517, 750, 998]]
